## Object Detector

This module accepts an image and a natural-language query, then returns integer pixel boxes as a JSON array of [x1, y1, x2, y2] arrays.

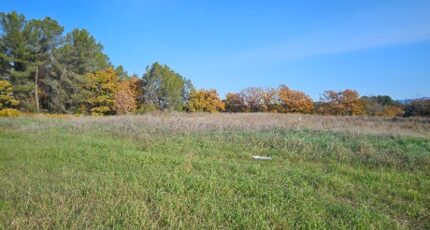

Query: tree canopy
[[142, 62, 189, 111], [186, 89, 224, 112], [1, 11, 425, 117]]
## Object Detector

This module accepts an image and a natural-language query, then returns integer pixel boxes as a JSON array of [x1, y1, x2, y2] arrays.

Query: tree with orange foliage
[[114, 79, 137, 114], [277, 85, 313, 113], [128, 75, 144, 108], [342, 89, 365, 115], [186, 89, 224, 112], [224, 92, 247, 112], [318, 89, 364, 115]]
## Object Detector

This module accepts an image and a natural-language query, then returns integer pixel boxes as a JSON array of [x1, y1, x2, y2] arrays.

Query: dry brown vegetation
[[12, 112, 430, 138]]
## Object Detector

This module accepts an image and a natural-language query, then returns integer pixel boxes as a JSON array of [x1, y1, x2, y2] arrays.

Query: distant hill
[[397, 97, 430, 104]]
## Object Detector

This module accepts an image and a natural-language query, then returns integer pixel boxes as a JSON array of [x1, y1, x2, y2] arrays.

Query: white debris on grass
[[252, 155, 272, 160]]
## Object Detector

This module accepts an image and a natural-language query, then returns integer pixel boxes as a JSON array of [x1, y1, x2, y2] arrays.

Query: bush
[[0, 108, 21, 117], [135, 103, 158, 114], [0, 80, 19, 110], [404, 99, 430, 117]]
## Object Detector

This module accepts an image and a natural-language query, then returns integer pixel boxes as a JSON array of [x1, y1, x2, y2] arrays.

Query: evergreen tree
[[0, 11, 35, 111], [51, 29, 112, 113], [26, 17, 64, 112]]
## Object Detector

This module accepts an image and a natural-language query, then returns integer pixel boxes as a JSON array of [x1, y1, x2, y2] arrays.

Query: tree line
[[1, 11, 429, 117]]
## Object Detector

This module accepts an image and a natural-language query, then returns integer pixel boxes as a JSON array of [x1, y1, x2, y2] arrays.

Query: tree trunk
[[59, 67, 66, 112], [35, 66, 39, 113]]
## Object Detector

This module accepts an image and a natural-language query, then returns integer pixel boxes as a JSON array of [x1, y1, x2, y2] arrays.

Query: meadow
[[0, 113, 429, 229]]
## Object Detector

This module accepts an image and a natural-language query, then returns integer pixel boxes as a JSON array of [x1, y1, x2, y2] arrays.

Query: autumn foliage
[[239, 87, 271, 112], [0, 11, 426, 117], [0, 80, 20, 116], [115, 79, 138, 114], [381, 106, 403, 117], [225, 93, 247, 112], [277, 85, 313, 113], [0, 73, 412, 117], [186, 89, 224, 112], [318, 89, 364, 115], [0, 80, 19, 110], [224, 86, 313, 114], [86, 68, 119, 115], [128, 76, 145, 109]]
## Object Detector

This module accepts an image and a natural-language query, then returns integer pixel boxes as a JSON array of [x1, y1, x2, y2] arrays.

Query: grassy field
[[0, 113, 429, 229]]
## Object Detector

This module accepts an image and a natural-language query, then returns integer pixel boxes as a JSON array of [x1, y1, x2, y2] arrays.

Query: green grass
[[0, 116, 429, 229]]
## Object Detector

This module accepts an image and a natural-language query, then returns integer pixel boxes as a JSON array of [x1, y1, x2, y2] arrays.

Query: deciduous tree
[[404, 99, 430, 117], [0, 80, 19, 110], [361, 95, 401, 116], [186, 89, 224, 112], [114, 79, 137, 114], [239, 87, 269, 112], [86, 68, 118, 115], [318, 89, 364, 115], [142, 62, 189, 111], [277, 85, 313, 113], [129, 76, 144, 109], [224, 92, 247, 112]]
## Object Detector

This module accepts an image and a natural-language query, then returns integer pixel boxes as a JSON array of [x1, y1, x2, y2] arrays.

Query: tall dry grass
[[8, 112, 430, 138]]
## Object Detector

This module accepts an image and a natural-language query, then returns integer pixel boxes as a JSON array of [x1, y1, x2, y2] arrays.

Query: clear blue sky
[[2, 0, 430, 99]]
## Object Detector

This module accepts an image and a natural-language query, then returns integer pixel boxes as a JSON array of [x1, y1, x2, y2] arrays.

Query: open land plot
[[0, 113, 429, 229]]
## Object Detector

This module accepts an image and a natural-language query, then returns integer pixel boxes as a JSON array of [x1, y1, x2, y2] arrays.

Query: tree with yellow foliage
[[381, 106, 403, 117], [86, 68, 119, 115], [277, 85, 313, 114], [0, 80, 20, 116], [186, 89, 224, 112], [0, 80, 20, 109]]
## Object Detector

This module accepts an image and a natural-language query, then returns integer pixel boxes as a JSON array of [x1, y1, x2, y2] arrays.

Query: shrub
[[381, 106, 403, 117], [0, 80, 20, 110], [404, 99, 430, 117], [0, 108, 21, 117]]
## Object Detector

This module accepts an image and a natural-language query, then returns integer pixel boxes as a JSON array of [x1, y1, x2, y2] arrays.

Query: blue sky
[[2, 0, 430, 99]]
